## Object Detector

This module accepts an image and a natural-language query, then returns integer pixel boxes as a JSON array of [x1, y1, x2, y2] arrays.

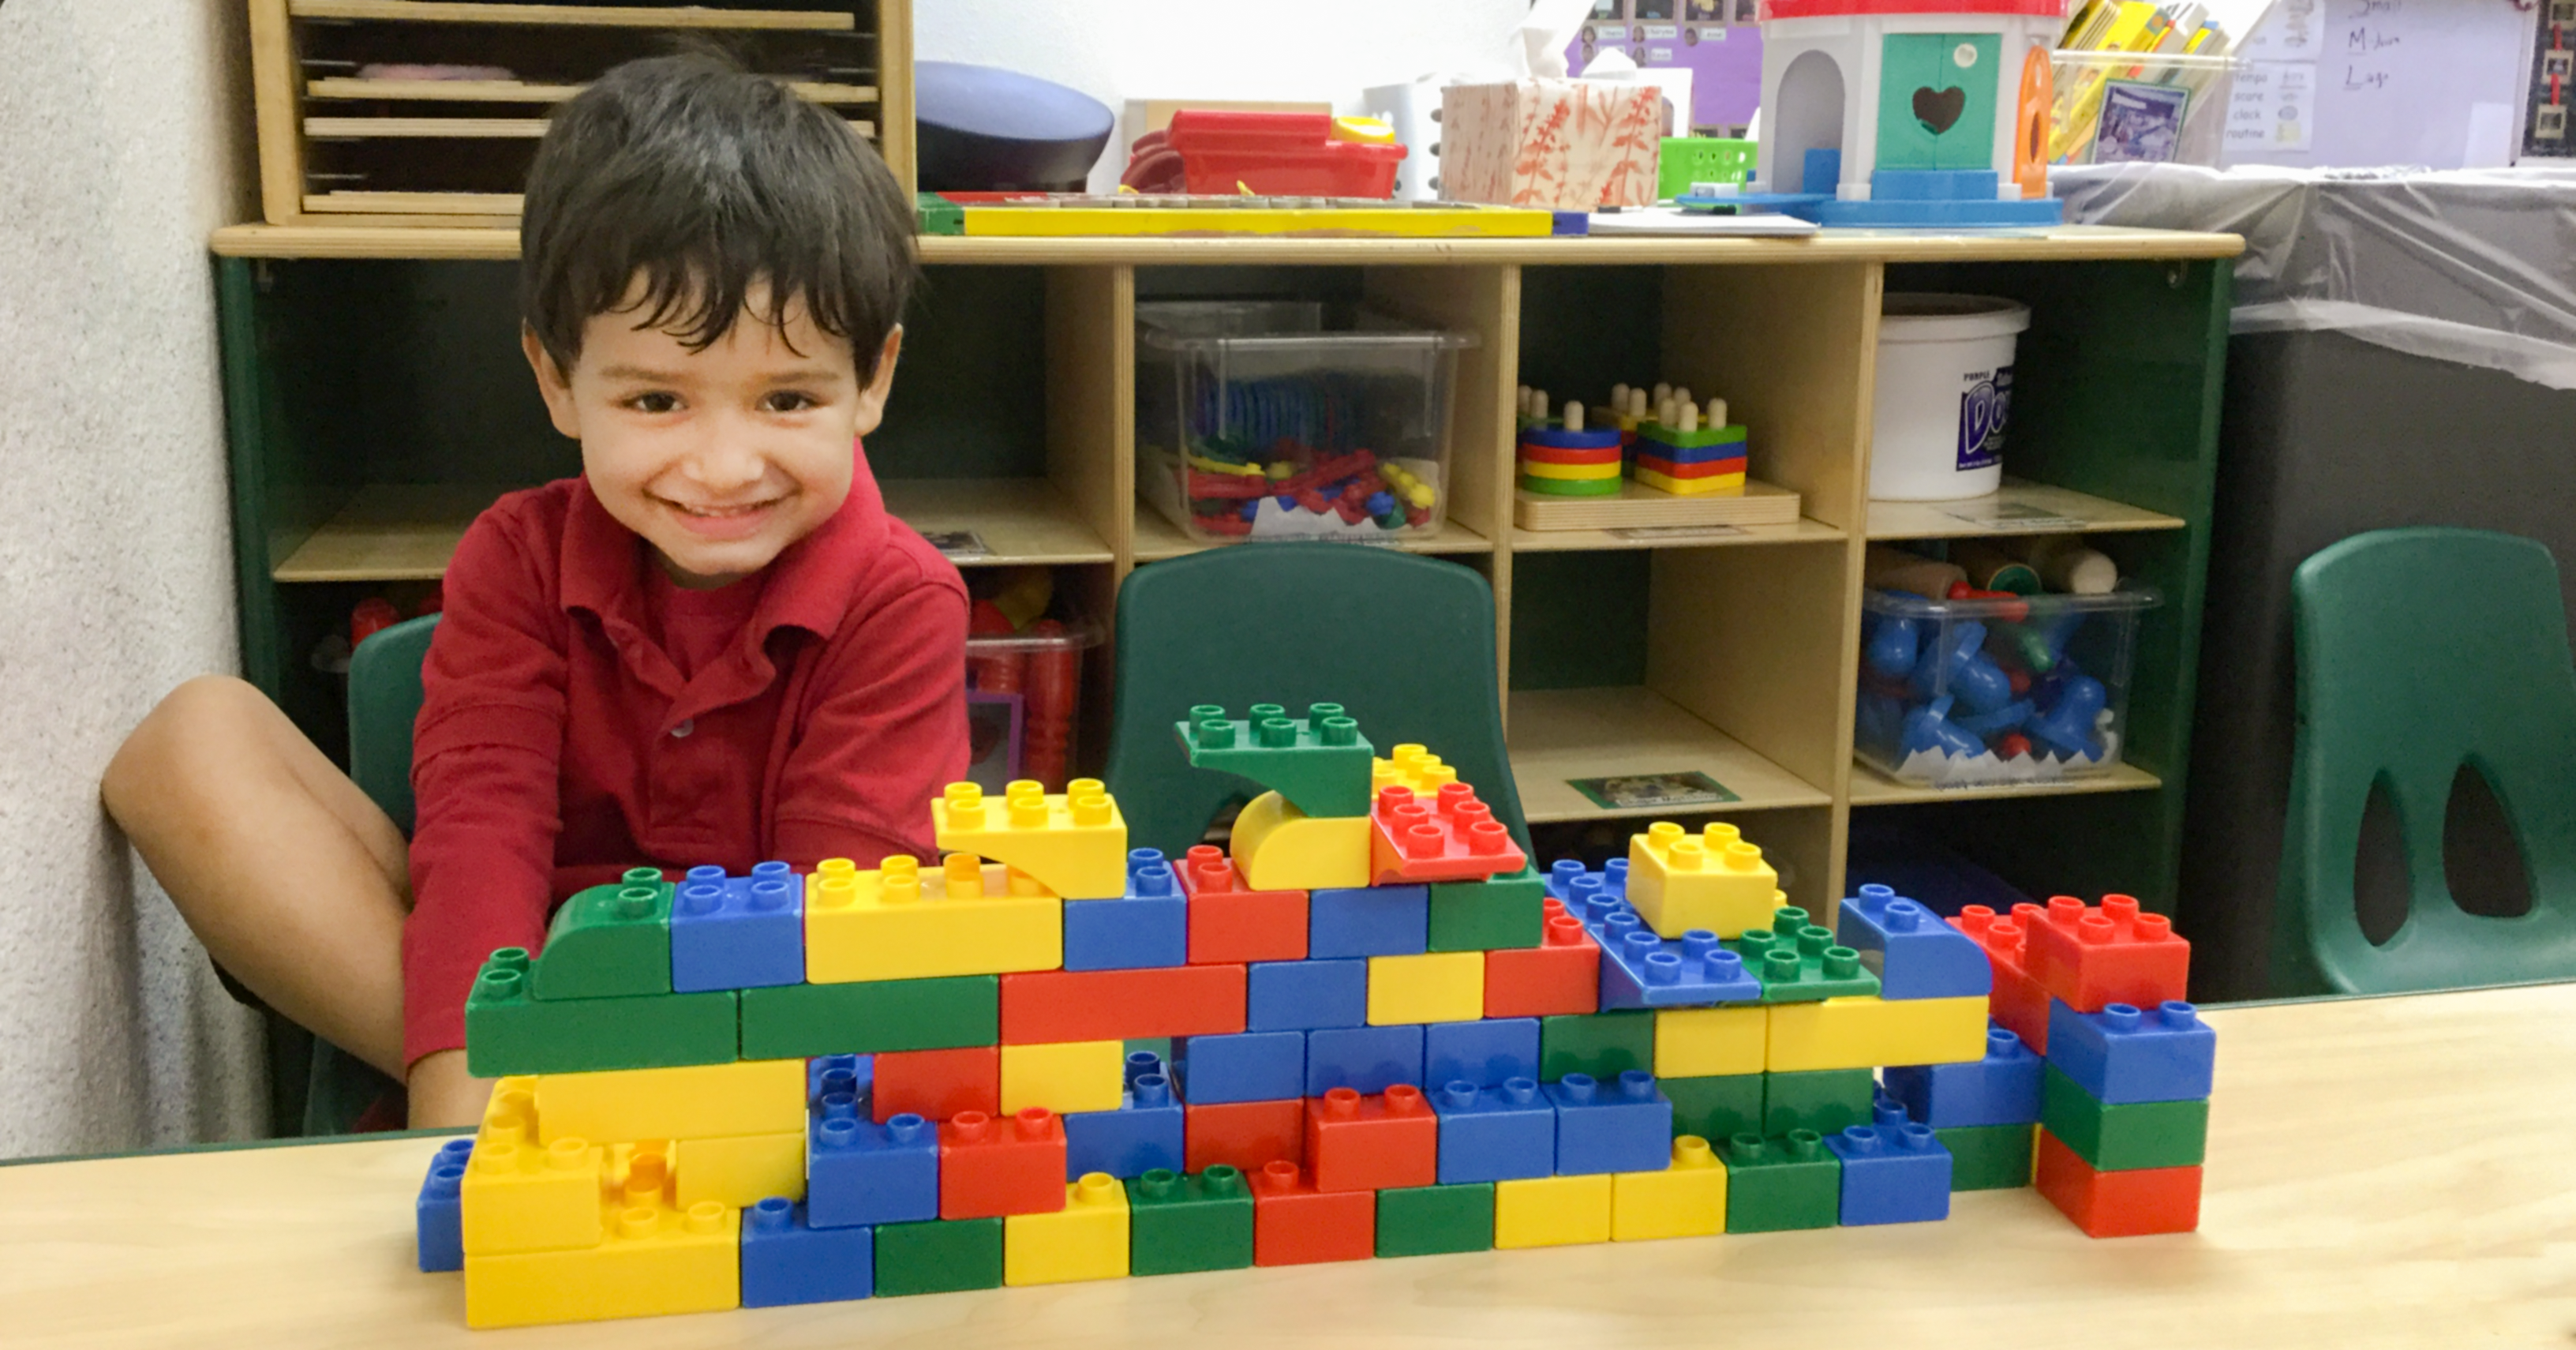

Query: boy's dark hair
[[520, 51, 915, 379]]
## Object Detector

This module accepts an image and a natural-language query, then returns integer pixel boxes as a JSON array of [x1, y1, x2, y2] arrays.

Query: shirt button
[[670, 719, 694, 739]]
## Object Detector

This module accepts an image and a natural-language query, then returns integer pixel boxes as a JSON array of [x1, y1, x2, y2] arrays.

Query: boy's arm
[[773, 579, 971, 867], [402, 515, 569, 1070]]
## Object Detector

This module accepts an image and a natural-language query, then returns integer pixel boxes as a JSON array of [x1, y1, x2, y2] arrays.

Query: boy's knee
[[106, 675, 267, 808]]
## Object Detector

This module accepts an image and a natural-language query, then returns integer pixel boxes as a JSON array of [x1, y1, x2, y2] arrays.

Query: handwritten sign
[[2226, 0, 2532, 168]]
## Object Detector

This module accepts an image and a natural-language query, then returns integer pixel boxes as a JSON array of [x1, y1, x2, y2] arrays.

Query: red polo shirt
[[401, 444, 968, 1067]]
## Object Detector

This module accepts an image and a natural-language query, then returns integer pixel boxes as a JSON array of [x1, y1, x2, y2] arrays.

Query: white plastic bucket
[[1868, 294, 2031, 501]]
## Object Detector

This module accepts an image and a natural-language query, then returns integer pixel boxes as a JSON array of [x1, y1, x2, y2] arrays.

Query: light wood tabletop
[[6, 983, 2570, 1348]]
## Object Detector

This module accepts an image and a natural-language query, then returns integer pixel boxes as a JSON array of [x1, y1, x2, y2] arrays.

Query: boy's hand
[[406, 1048, 496, 1130]]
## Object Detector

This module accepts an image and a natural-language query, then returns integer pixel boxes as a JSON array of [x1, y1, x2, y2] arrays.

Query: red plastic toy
[[937, 1108, 1067, 1219], [1121, 111, 1406, 198], [1176, 844, 1309, 963], [1185, 1098, 1305, 1174], [2034, 1131, 2203, 1237], [1951, 902, 2053, 1051], [999, 965, 1248, 1043], [1482, 903, 1602, 1018], [871, 1046, 999, 1123], [1249, 1160, 1376, 1265], [1302, 1086, 1439, 1193], [2027, 894, 2192, 1014]]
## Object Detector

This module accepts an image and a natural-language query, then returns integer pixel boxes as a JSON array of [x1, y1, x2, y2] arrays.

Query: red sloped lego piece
[[1953, 903, 2052, 1051], [872, 1046, 1000, 1123], [1484, 902, 1602, 1017], [1177, 845, 1309, 964], [1185, 1098, 1305, 1173], [1368, 783, 1527, 884], [938, 1108, 1069, 1218], [2034, 1129, 2203, 1237], [1249, 1160, 1376, 1265], [1000, 965, 1247, 1043], [2026, 894, 2192, 1014], [1302, 1085, 1439, 1193]]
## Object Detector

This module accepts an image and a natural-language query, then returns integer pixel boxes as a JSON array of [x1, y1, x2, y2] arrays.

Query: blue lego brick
[[1124, 1049, 1166, 1086], [1796, 194, 2065, 227], [1305, 1023, 1425, 1096], [1542, 858, 1627, 904], [807, 1106, 939, 1228], [414, 1137, 472, 1273], [1882, 1023, 2044, 1127], [1063, 1070, 1185, 1179], [1309, 884, 1429, 958], [1546, 1070, 1673, 1175], [1869, 169, 2000, 201], [668, 862, 803, 992], [1836, 884, 1993, 1000], [1586, 909, 1765, 1010], [1173, 1030, 1306, 1104], [1826, 1122, 1953, 1224], [1245, 958, 1368, 1031], [1431, 1078, 1555, 1184], [2046, 999, 2217, 1104], [1062, 850, 1189, 971], [808, 1053, 873, 1108], [740, 1197, 874, 1306], [1425, 1017, 1539, 1089]]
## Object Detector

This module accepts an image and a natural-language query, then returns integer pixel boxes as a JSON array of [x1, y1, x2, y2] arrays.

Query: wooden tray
[[1513, 478, 1803, 531]]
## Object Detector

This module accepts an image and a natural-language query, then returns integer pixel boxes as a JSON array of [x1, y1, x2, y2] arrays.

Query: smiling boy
[[103, 54, 966, 1127]]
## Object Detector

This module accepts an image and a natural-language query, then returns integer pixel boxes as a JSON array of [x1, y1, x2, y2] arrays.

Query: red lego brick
[[1302, 1085, 1438, 1193], [2026, 894, 2191, 1014], [938, 1108, 1069, 1219], [1249, 1160, 1376, 1265], [871, 1046, 999, 1123], [1483, 902, 1601, 1018], [1000, 965, 1247, 1043], [1953, 902, 2053, 1051], [2034, 1129, 2202, 1237], [1177, 844, 1309, 964], [1368, 783, 1527, 884], [1185, 1097, 1305, 1173]]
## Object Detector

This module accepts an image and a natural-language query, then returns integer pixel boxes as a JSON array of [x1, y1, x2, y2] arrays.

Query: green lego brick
[[1376, 1183, 1495, 1257], [1729, 907, 1880, 1003], [1540, 1010, 1656, 1082], [1663, 1073, 1764, 1142], [738, 976, 999, 1058], [1939, 1123, 2037, 1191], [874, 1217, 1003, 1296], [1125, 1166, 1255, 1274], [1762, 1068, 1875, 1137], [1427, 867, 1546, 952], [1177, 702, 1374, 817], [1721, 1131, 1840, 1232], [2040, 1066, 2209, 1172], [464, 947, 736, 1077], [915, 192, 964, 236], [530, 872, 672, 1000]]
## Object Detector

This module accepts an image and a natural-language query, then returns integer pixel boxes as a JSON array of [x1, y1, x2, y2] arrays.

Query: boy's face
[[524, 282, 903, 589]]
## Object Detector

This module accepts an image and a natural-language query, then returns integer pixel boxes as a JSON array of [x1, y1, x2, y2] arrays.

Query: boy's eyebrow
[[594, 363, 688, 384], [592, 363, 852, 385]]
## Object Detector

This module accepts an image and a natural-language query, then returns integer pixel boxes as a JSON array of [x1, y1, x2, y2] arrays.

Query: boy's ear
[[850, 325, 904, 439], [521, 326, 584, 441]]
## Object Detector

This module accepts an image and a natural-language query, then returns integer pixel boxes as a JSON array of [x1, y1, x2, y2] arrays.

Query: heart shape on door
[[1913, 84, 1966, 136]]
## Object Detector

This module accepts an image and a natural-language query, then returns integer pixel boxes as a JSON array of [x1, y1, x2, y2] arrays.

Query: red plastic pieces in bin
[[1122, 111, 1406, 199]]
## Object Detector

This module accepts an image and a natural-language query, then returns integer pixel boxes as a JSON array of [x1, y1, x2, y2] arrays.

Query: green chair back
[[348, 613, 440, 838], [1103, 543, 1525, 859], [2273, 527, 2576, 994]]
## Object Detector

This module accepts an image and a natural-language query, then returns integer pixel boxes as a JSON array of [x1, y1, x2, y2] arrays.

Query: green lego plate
[[1176, 701, 1374, 818], [1728, 906, 1881, 1003]]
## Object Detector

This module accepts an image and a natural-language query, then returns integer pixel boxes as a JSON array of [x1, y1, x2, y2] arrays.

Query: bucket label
[[1956, 364, 2012, 472]]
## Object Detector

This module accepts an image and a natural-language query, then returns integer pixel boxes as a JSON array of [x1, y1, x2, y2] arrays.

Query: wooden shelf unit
[[213, 229, 2238, 917]]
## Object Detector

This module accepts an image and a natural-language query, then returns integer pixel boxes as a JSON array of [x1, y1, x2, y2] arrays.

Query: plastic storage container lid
[[1863, 583, 2160, 619], [1880, 294, 2032, 344], [1136, 313, 1478, 356], [964, 616, 1103, 654]]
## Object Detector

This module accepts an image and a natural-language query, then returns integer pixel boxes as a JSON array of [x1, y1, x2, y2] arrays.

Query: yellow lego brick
[[805, 853, 1062, 983], [463, 1198, 739, 1329], [532, 1058, 806, 1145], [1002, 1173, 1130, 1285], [672, 1131, 805, 1209], [1365, 951, 1485, 1026], [1371, 744, 1461, 797], [1229, 790, 1371, 890], [1611, 1136, 1728, 1241], [931, 778, 1126, 898], [1625, 821, 1781, 939], [1765, 993, 1989, 1072], [460, 1119, 606, 1257], [999, 1039, 1125, 1115], [1493, 1173, 1612, 1248], [1654, 1005, 1769, 1078]]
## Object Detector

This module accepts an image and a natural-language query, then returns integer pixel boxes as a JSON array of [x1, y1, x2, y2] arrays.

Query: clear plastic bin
[[1136, 300, 1476, 545], [1855, 586, 2159, 787], [965, 614, 1102, 792]]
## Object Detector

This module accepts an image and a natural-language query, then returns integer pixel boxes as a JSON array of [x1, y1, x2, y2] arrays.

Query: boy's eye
[[627, 392, 680, 414], [763, 391, 818, 413]]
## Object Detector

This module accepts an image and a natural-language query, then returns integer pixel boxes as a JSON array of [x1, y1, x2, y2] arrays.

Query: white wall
[[0, 0, 264, 1156], [916, 0, 1537, 192]]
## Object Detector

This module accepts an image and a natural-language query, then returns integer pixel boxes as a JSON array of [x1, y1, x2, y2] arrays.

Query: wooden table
[[7, 984, 2570, 1348]]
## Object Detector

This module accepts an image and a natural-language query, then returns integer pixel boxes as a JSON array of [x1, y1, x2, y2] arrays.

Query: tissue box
[[1439, 80, 1663, 210]]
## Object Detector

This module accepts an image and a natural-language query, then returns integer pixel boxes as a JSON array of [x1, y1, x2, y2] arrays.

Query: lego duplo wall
[[414, 703, 2216, 1328]]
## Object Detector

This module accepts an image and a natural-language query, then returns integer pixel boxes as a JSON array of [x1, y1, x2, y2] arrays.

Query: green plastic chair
[[2272, 528, 2576, 995], [1103, 543, 1526, 860], [298, 612, 440, 1134]]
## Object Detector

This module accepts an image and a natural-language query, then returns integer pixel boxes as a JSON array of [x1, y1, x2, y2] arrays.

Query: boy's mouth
[[660, 493, 784, 539]]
